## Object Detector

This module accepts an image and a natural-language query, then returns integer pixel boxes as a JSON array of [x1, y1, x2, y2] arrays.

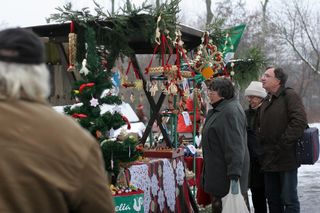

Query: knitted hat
[[0, 28, 45, 64], [244, 81, 267, 98]]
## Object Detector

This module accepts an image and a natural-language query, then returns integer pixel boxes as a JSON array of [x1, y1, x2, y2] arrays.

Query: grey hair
[[0, 61, 50, 102]]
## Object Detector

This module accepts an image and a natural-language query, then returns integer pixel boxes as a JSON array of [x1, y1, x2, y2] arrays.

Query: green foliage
[[47, 0, 181, 69], [206, 18, 226, 48], [231, 47, 267, 88], [63, 25, 125, 140], [101, 136, 143, 182], [151, 0, 181, 44]]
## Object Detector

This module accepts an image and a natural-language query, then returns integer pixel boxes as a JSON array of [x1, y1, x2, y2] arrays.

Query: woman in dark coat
[[244, 81, 267, 213], [201, 78, 250, 213]]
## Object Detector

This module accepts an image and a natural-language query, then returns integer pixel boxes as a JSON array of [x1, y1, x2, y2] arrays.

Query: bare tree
[[260, 0, 269, 49], [270, 0, 320, 75]]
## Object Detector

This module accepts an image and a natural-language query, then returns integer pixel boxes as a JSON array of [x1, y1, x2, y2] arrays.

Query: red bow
[[72, 113, 88, 118], [122, 115, 131, 130], [79, 82, 95, 93]]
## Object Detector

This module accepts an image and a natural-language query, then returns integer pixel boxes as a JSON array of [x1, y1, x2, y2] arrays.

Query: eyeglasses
[[262, 73, 279, 80], [262, 73, 274, 78]]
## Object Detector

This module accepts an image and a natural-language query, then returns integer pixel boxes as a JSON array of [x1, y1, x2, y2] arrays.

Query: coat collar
[[213, 97, 235, 112], [270, 86, 286, 98]]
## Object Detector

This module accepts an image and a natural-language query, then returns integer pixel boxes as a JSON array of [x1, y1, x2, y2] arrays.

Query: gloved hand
[[230, 179, 239, 195]]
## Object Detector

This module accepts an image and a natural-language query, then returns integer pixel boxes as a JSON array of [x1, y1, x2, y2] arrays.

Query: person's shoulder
[[36, 103, 97, 145], [284, 87, 297, 95], [225, 99, 245, 115], [283, 87, 301, 99]]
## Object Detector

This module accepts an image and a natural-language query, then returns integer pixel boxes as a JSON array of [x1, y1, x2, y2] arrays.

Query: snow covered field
[[298, 123, 320, 212]]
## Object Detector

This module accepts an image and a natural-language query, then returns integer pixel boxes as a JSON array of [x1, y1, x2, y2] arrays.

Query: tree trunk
[[111, 0, 115, 15], [205, 0, 213, 25]]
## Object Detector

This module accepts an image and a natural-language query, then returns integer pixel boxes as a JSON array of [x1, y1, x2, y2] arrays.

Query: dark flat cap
[[0, 28, 45, 64]]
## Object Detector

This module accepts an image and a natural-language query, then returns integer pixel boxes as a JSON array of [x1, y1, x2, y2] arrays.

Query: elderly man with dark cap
[[0, 28, 115, 212], [244, 81, 267, 213]]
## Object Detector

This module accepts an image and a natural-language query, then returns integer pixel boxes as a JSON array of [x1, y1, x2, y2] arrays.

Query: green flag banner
[[219, 24, 246, 63]]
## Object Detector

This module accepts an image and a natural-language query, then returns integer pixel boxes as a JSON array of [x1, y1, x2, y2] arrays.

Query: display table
[[184, 157, 211, 207], [126, 157, 192, 213]]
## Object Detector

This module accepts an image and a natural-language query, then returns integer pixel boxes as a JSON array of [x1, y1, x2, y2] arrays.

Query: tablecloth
[[126, 157, 192, 213], [184, 156, 211, 207]]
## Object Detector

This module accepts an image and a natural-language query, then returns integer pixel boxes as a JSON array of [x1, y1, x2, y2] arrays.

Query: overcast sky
[[0, 0, 262, 28]]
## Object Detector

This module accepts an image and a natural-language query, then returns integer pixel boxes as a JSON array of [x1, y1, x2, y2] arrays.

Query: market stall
[[27, 1, 260, 212], [26, 2, 203, 211]]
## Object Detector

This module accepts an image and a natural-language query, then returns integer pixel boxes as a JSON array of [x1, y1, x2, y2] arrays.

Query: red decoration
[[72, 113, 88, 118], [79, 82, 95, 93], [121, 115, 131, 130], [145, 33, 173, 74], [126, 60, 140, 79]]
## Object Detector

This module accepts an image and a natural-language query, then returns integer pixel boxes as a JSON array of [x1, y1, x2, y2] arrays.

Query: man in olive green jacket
[[0, 28, 115, 213]]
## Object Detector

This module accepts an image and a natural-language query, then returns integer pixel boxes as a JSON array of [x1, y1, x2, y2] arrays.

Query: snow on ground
[[298, 123, 320, 213]]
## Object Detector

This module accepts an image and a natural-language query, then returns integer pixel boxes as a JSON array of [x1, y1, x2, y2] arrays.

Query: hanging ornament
[[134, 79, 143, 90], [201, 65, 214, 79], [139, 93, 144, 104], [79, 59, 90, 76], [109, 128, 115, 138], [96, 130, 102, 138], [79, 82, 95, 93], [230, 62, 235, 77], [130, 92, 135, 103], [128, 145, 131, 158], [121, 74, 129, 85], [90, 97, 99, 107], [122, 115, 131, 130], [67, 21, 77, 72], [111, 152, 114, 169], [71, 113, 87, 118], [155, 15, 162, 45], [120, 93, 125, 102], [150, 81, 158, 96], [160, 82, 168, 95], [184, 88, 190, 98], [146, 81, 151, 92], [168, 82, 178, 95]]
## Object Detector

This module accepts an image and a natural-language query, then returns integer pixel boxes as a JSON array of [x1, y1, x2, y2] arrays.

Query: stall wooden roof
[[26, 22, 203, 54]]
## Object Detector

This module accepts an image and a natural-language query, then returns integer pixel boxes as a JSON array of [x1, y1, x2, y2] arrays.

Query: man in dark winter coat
[[259, 67, 307, 213]]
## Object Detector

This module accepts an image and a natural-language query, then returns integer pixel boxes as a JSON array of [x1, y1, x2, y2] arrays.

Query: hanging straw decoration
[[67, 21, 77, 72]]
